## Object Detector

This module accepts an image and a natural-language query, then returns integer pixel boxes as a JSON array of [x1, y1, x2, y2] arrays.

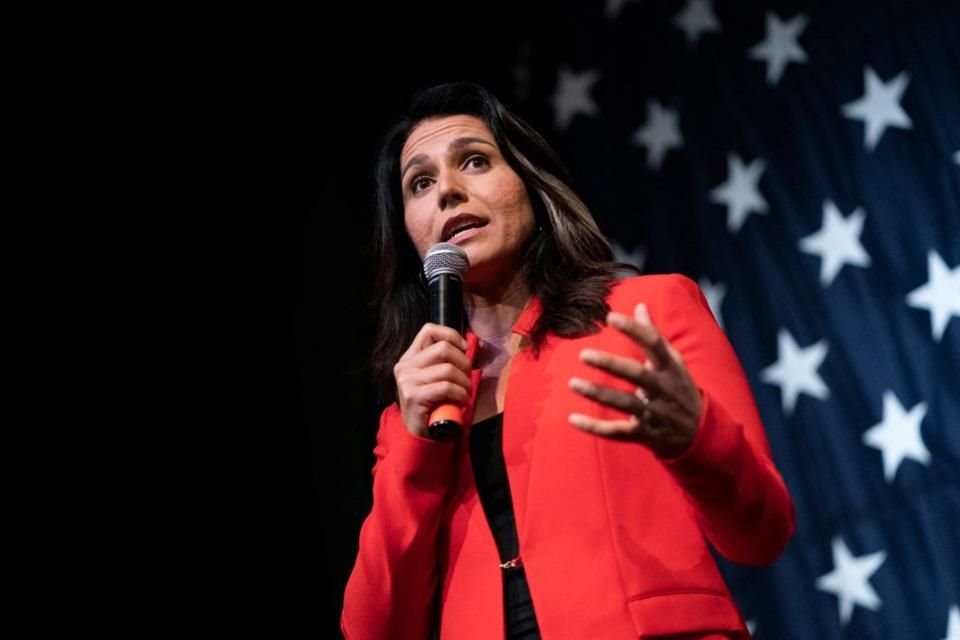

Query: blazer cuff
[[385, 409, 457, 490], [658, 388, 740, 479]]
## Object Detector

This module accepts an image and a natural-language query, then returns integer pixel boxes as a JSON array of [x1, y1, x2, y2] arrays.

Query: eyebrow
[[400, 136, 497, 182]]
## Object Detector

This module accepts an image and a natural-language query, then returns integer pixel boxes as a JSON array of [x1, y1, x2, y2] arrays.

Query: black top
[[469, 413, 542, 640]]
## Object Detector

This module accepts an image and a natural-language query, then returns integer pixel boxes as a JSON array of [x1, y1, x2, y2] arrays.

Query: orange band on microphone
[[429, 403, 463, 426]]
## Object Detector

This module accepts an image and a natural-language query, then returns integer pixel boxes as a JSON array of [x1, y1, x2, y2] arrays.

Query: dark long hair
[[369, 81, 637, 401]]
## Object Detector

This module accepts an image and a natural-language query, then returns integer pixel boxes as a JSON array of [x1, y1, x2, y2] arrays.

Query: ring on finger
[[634, 387, 651, 408]]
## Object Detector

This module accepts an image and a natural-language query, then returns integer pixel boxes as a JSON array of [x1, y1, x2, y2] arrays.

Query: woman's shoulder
[[607, 272, 703, 307], [605, 273, 715, 331]]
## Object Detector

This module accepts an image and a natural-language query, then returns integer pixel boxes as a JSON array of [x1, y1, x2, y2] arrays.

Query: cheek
[[404, 208, 433, 257], [497, 180, 535, 234]]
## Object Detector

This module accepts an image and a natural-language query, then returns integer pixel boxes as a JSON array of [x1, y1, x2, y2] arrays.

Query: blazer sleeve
[[651, 274, 795, 566], [341, 403, 456, 640]]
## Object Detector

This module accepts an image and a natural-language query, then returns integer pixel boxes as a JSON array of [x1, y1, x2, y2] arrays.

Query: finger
[[568, 377, 646, 415], [606, 306, 673, 370], [421, 339, 472, 373], [633, 303, 678, 368], [401, 362, 473, 392], [634, 385, 650, 403], [636, 366, 668, 399], [579, 349, 644, 383], [409, 380, 470, 406], [577, 351, 669, 399], [402, 338, 472, 375], [640, 304, 682, 367], [404, 323, 468, 357], [568, 412, 643, 442]]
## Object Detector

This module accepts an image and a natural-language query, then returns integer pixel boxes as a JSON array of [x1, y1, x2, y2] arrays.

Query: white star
[[760, 329, 829, 416], [749, 12, 809, 85], [673, 0, 721, 46], [954, 150, 960, 165], [906, 250, 960, 341], [552, 67, 600, 131], [698, 277, 726, 330], [816, 537, 886, 626], [512, 40, 533, 102], [605, 0, 637, 20], [944, 605, 960, 640], [611, 240, 647, 272], [631, 99, 683, 171], [710, 154, 768, 233], [799, 200, 871, 286], [862, 391, 930, 482], [842, 67, 912, 151], [746, 619, 757, 636]]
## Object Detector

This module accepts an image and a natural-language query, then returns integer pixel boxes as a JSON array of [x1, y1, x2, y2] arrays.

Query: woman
[[341, 81, 795, 639]]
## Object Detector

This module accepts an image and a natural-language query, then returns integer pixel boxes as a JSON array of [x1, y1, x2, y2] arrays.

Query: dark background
[[2, 7, 566, 631], [9, 4, 958, 637]]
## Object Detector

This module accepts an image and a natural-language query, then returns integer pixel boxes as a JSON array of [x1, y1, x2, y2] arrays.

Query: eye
[[464, 154, 489, 170], [410, 175, 433, 194]]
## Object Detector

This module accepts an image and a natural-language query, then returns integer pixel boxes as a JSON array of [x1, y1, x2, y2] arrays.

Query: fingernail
[[568, 413, 589, 427], [634, 303, 650, 325], [568, 377, 589, 392], [608, 312, 629, 328], [579, 349, 598, 362]]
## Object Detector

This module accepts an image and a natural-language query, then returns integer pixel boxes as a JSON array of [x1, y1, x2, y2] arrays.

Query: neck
[[463, 269, 532, 345]]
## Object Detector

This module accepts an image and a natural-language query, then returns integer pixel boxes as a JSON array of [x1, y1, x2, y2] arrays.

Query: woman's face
[[399, 115, 536, 286]]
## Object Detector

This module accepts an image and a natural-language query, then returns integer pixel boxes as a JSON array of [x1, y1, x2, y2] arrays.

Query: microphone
[[422, 242, 470, 441]]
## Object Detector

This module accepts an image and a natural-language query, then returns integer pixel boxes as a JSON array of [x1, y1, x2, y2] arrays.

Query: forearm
[[654, 275, 795, 565], [342, 412, 455, 640], [662, 390, 795, 565]]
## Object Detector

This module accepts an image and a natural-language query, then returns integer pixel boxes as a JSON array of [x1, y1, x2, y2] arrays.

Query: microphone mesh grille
[[423, 242, 470, 281]]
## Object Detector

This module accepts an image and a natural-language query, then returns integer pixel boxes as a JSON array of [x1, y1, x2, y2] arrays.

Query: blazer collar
[[511, 295, 542, 337], [464, 294, 542, 359]]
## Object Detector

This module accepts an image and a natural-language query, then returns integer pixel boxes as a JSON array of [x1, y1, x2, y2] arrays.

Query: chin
[[457, 242, 483, 266]]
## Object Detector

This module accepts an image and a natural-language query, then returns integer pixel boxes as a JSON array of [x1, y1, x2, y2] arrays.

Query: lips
[[441, 214, 488, 243]]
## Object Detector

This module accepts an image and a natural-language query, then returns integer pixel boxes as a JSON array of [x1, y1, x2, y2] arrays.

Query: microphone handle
[[430, 273, 464, 334], [427, 273, 464, 441]]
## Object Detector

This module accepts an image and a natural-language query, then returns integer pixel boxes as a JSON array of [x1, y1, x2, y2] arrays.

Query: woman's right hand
[[393, 324, 472, 437]]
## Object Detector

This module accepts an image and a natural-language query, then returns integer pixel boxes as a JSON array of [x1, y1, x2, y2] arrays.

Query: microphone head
[[423, 242, 470, 283]]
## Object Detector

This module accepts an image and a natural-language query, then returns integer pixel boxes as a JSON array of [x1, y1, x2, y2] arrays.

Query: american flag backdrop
[[524, 0, 960, 637]]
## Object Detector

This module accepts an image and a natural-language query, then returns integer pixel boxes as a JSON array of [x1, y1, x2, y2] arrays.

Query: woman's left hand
[[568, 303, 702, 459]]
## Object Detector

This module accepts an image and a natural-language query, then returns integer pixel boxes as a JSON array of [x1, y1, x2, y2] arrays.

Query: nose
[[436, 169, 466, 211]]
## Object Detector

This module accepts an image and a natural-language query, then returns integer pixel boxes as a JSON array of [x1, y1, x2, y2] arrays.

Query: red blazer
[[342, 274, 795, 639]]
